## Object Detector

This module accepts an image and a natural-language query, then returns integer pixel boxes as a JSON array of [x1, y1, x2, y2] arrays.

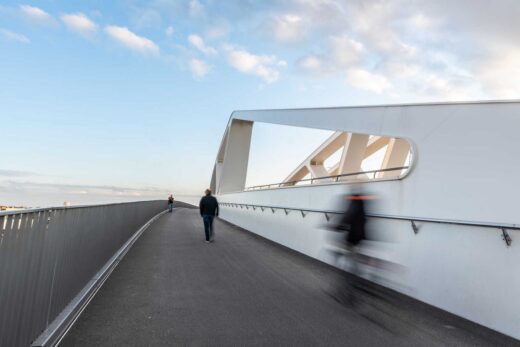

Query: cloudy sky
[[1, 0, 519, 206]]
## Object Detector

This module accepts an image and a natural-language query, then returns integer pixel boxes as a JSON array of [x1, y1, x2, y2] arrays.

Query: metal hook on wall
[[411, 220, 419, 234], [502, 228, 512, 246]]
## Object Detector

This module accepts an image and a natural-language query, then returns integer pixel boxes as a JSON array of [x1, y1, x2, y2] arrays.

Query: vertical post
[[217, 120, 254, 194]]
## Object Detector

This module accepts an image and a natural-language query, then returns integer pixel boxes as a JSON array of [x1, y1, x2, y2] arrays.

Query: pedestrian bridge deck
[[61, 207, 515, 346]]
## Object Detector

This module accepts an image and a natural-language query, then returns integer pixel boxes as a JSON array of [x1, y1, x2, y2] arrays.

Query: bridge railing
[[244, 166, 409, 191], [0, 200, 166, 347], [220, 202, 516, 247]]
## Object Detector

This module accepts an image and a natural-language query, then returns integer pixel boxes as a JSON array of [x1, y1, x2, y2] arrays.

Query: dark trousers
[[202, 215, 214, 241], [168, 203, 173, 212]]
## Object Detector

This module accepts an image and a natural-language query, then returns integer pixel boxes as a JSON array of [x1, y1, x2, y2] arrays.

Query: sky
[[1, 0, 520, 207]]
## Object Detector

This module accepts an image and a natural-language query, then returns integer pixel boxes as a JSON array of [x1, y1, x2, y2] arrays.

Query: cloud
[[271, 14, 305, 42], [131, 8, 162, 29], [61, 13, 97, 37], [165, 26, 174, 37], [225, 45, 286, 83], [329, 36, 364, 67], [188, 34, 217, 56], [0, 28, 29, 43], [19, 5, 56, 26], [299, 55, 322, 74], [105, 26, 160, 56], [205, 22, 230, 39], [346, 68, 392, 94], [0, 169, 37, 177], [189, 58, 211, 78], [0, 180, 168, 200], [476, 47, 520, 98], [299, 35, 364, 75], [189, 0, 204, 17]]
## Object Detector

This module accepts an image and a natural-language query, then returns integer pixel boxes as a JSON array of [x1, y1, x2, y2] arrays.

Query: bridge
[[1, 101, 520, 346]]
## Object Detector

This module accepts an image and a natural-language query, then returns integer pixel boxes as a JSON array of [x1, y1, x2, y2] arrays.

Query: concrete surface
[[61, 207, 518, 346]]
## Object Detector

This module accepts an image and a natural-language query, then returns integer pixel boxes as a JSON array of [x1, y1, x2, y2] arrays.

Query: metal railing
[[244, 166, 409, 191], [220, 202, 516, 246], [0, 200, 167, 347]]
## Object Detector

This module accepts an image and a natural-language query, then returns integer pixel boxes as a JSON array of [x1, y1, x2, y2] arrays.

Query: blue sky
[[1, 0, 519, 206]]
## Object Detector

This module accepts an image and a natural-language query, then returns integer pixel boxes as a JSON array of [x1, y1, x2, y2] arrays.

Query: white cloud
[[408, 13, 431, 30], [131, 8, 162, 29], [329, 36, 364, 67], [165, 26, 174, 37], [0, 28, 30, 43], [188, 34, 217, 56], [225, 45, 286, 83], [61, 13, 97, 37], [189, 0, 204, 17], [271, 14, 305, 42], [189, 58, 210, 78], [299, 35, 364, 75], [477, 47, 520, 98], [19, 5, 56, 26], [206, 23, 230, 39], [299, 55, 322, 74], [105, 26, 159, 56], [346, 68, 392, 94]]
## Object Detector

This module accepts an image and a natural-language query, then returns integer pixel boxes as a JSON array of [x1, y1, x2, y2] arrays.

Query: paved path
[[62, 207, 518, 346]]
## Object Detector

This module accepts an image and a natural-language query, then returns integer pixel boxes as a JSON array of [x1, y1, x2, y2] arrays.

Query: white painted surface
[[214, 101, 520, 339]]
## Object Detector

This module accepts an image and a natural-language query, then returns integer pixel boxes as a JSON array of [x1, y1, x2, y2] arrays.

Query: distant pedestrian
[[168, 194, 174, 212], [199, 189, 219, 243]]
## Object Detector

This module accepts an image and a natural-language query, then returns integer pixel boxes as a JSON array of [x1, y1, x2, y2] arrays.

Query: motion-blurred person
[[168, 194, 174, 212], [199, 189, 219, 244], [328, 190, 373, 304]]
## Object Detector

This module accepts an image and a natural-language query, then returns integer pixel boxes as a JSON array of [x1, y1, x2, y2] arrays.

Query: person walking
[[168, 194, 174, 213], [199, 189, 219, 243]]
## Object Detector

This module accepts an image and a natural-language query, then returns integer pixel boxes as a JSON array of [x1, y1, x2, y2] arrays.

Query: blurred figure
[[324, 188, 406, 310], [338, 193, 367, 248], [199, 189, 219, 244], [327, 188, 374, 304], [168, 194, 174, 212]]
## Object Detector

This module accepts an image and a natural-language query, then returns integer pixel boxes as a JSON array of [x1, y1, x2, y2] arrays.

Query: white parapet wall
[[212, 101, 520, 340]]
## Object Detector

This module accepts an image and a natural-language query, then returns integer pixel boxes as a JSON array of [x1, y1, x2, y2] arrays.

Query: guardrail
[[244, 166, 409, 191], [220, 202, 516, 247], [0, 200, 167, 347]]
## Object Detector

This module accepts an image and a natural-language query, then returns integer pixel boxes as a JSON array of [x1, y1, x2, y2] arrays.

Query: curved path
[[61, 207, 517, 346]]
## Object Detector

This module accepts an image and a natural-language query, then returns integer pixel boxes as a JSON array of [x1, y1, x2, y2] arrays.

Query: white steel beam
[[378, 138, 410, 178], [338, 133, 370, 175], [282, 132, 346, 183]]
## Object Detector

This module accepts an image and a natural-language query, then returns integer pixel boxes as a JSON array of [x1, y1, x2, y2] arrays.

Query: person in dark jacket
[[199, 189, 219, 243], [167, 194, 174, 212]]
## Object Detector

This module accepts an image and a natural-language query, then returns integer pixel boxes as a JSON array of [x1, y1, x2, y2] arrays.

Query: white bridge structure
[[211, 101, 520, 340]]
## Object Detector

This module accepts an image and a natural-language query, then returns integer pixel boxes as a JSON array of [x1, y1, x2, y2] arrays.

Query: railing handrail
[[244, 166, 409, 191], [0, 199, 165, 217], [220, 202, 520, 231]]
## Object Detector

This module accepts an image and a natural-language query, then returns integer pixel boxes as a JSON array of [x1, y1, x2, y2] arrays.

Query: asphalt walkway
[[61, 207, 518, 346]]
